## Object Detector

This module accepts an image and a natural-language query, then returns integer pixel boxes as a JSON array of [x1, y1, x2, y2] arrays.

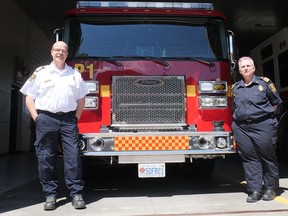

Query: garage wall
[[0, 0, 51, 154]]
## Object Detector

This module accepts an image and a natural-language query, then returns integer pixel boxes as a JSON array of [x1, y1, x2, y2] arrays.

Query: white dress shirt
[[20, 63, 89, 113]]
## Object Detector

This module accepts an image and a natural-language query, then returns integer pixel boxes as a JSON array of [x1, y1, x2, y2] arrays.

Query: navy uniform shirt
[[232, 75, 282, 121]]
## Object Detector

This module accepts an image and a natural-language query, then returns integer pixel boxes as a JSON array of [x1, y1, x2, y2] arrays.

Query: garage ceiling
[[14, 0, 288, 56]]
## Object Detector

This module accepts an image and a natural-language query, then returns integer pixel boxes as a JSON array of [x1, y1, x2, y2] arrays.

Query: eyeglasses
[[52, 49, 67, 54]]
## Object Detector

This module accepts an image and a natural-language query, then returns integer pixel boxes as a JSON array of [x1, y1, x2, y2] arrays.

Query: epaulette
[[231, 81, 239, 89], [28, 73, 37, 81], [35, 66, 45, 73], [74, 67, 81, 73], [28, 66, 44, 81], [260, 77, 270, 83]]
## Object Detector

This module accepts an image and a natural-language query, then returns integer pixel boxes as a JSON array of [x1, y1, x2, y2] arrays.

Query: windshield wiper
[[98, 57, 123, 67], [172, 56, 215, 67], [103, 58, 123, 67]]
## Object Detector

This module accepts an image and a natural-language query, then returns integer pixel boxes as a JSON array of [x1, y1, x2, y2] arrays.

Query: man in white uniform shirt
[[20, 41, 89, 210]]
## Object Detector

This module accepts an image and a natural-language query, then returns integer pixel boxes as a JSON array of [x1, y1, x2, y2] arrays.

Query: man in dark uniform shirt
[[232, 56, 282, 203]]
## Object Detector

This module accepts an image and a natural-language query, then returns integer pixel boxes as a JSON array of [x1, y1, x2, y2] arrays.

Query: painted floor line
[[275, 196, 288, 205]]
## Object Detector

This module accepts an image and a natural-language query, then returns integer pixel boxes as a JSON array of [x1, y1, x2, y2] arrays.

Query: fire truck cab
[[251, 27, 288, 160], [56, 1, 237, 177]]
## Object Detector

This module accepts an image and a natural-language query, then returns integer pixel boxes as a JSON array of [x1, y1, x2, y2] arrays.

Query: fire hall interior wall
[[0, 0, 51, 154]]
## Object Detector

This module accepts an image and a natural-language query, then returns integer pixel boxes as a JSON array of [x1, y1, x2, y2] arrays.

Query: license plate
[[138, 163, 166, 178]]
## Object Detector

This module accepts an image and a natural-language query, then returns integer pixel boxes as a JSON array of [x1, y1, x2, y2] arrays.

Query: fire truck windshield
[[65, 17, 228, 60]]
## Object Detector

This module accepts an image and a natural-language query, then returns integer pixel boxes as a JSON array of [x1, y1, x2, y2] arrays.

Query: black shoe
[[247, 191, 262, 203], [262, 189, 276, 201], [72, 195, 86, 209], [44, 197, 56, 211]]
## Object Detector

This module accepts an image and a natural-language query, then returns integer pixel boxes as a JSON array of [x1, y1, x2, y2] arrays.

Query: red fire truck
[[250, 27, 288, 160], [55, 1, 237, 177]]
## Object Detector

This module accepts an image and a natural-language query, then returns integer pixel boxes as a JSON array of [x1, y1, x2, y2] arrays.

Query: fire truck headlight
[[198, 136, 211, 149], [199, 82, 214, 92], [85, 96, 98, 109], [199, 97, 214, 107], [85, 81, 99, 94], [198, 81, 227, 93], [214, 97, 228, 107], [78, 139, 86, 151], [199, 96, 227, 108], [90, 138, 105, 151], [216, 137, 227, 149]]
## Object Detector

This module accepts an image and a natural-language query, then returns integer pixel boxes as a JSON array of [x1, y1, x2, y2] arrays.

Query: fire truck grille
[[112, 76, 186, 125]]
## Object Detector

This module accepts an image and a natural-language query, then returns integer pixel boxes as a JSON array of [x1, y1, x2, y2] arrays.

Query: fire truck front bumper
[[79, 131, 236, 162]]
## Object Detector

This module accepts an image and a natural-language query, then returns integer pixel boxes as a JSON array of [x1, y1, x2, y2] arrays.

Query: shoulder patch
[[28, 65, 45, 81], [260, 77, 270, 83], [28, 73, 37, 81], [269, 83, 277, 93]]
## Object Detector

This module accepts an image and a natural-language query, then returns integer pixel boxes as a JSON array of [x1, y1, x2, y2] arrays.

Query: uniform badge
[[269, 83, 277, 92], [258, 85, 264, 92], [28, 73, 37, 81]]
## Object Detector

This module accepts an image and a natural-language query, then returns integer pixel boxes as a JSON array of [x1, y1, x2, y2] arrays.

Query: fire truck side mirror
[[53, 27, 64, 42], [227, 30, 237, 70]]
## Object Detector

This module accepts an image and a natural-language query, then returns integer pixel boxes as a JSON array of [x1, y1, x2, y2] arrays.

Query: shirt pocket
[[67, 76, 80, 88], [250, 90, 267, 105], [66, 77, 80, 97], [38, 79, 55, 97]]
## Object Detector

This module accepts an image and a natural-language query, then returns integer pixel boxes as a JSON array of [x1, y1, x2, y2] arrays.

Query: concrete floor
[[0, 152, 38, 195], [1, 152, 288, 216]]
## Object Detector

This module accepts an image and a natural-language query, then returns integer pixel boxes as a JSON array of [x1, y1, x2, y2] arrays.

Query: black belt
[[37, 110, 75, 116], [234, 113, 275, 124]]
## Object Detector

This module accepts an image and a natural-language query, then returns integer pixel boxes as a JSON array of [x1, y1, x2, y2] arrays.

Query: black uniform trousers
[[34, 110, 84, 198], [232, 117, 279, 193]]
